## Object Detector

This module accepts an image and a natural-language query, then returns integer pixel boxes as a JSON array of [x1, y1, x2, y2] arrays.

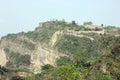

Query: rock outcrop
[[0, 48, 7, 66], [30, 43, 60, 74]]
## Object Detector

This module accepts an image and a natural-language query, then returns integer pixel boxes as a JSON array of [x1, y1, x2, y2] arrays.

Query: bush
[[16, 55, 31, 66], [57, 56, 73, 66], [11, 76, 24, 80], [41, 64, 54, 71], [111, 44, 120, 56]]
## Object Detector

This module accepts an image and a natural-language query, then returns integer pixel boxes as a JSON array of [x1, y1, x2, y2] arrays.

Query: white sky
[[0, 0, 120, 37]]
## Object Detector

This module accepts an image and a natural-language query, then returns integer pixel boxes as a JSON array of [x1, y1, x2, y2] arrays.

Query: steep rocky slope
[[0, 48, 7, 66], [30, 43, 61, 73], [0, 33, 64, 73]]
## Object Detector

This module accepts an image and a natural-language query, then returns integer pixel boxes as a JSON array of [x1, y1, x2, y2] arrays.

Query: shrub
[[41, 64, 54, 71], [11, 76, 24, 80]]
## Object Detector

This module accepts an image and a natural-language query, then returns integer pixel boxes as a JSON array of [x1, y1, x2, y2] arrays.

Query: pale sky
[[0, 0, 120, 37]]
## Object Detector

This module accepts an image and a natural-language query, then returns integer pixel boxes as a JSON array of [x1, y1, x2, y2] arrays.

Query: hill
[[0, 20, 120, 80]]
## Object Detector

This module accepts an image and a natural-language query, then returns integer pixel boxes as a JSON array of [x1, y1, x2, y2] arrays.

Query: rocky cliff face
[[0, 36, 62, 73], [30, 43, 60, 74], [0, 48, 7, 66], [0, 27, 64, 73], [0, 39, 7, 66]]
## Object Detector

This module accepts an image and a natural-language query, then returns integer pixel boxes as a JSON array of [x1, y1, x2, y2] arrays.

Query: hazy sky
[[0, 0, 120, 37]]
